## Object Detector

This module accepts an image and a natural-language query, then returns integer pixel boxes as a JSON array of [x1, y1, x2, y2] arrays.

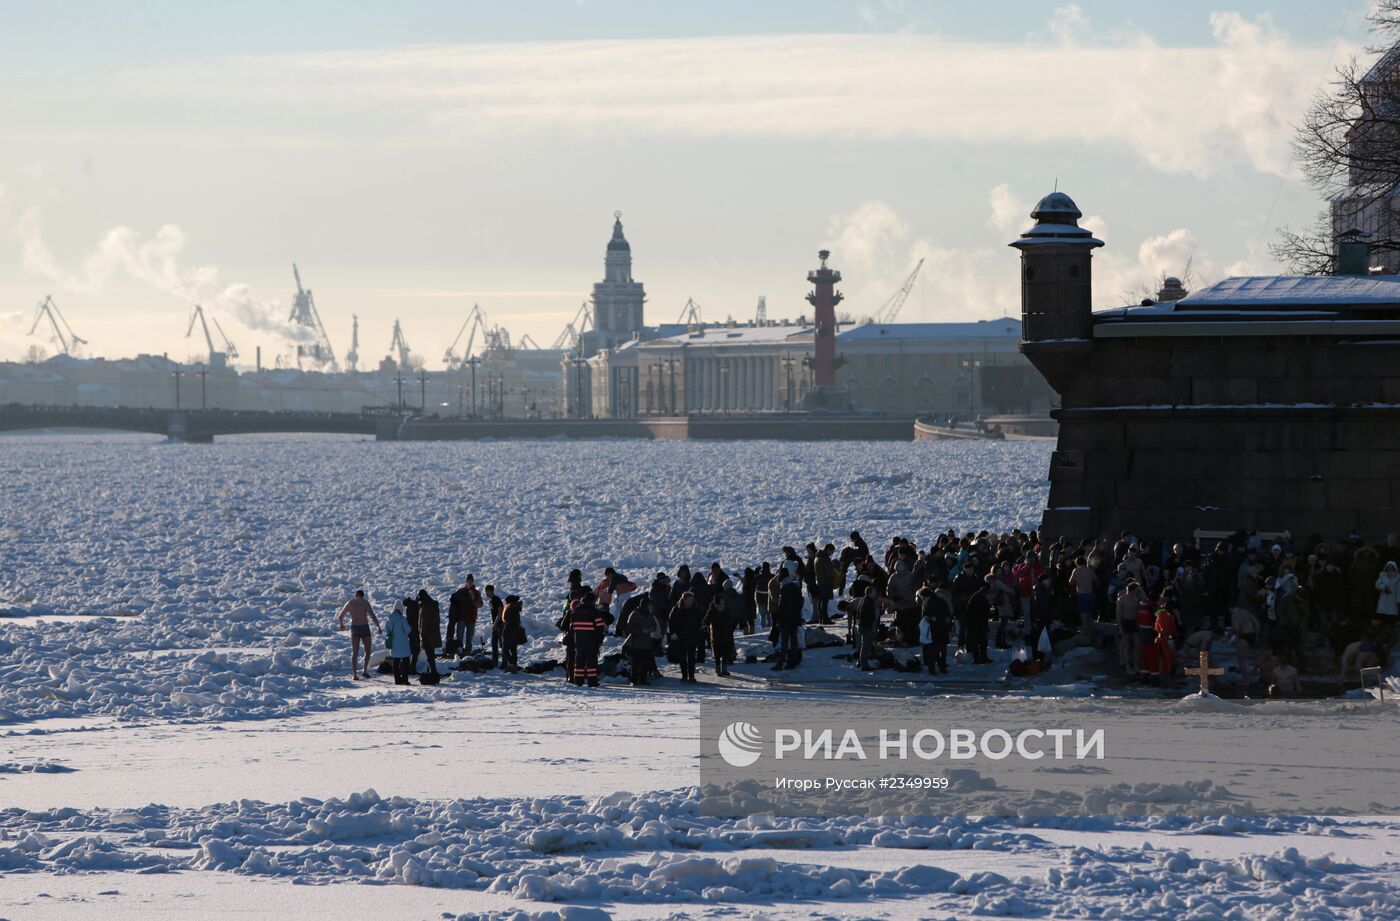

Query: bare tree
[[1274, 3, 1400, 273], [1121, 256, 1202, 307], [24, 344, 47, 364]]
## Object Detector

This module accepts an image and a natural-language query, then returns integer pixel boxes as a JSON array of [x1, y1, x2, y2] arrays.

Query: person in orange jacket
[[1136, 599, 1157, 682], [1153, 605, 1178, 689]]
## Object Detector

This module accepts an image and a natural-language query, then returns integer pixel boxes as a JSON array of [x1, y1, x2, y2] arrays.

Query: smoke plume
[[16, 209, 315, 345]]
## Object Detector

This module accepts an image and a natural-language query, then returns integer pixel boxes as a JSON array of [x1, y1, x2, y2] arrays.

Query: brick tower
[[805, 249, 843, 403]]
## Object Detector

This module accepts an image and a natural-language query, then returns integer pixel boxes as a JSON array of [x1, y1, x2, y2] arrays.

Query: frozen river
[[2, 434, 1398, 921]]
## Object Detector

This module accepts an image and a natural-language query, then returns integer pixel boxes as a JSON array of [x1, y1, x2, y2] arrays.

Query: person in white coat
[[384, 602, 413, 685], [1375, 561, 1400, 618]]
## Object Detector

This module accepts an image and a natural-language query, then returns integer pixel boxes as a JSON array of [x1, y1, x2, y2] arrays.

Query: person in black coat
[[965, 580, 994, 664], [918, 584, 953, 674], [417, 589, 441, 675], [774, 577, 805, 670], [689, 572, 712, 663], [701, 589, 735, 677], [669, 592, 702, 682], [740, 568, 758, 635], [500, 595, 525, 672], [403, 595, 421, 665], [950, 564, 982, 653]]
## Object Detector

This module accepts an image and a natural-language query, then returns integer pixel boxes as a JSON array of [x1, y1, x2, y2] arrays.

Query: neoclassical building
[[568, 213, 1053, 419], [619, 317, 1051, 417]]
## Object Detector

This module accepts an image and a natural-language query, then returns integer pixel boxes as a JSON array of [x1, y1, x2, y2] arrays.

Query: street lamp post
[[572, 357, 587, 419], [665, 354, 679, 414], [780, 353, 797, 412], [196, 362, 208, 410], [464, 355, 481, 417], [961, 356, 983, 419]]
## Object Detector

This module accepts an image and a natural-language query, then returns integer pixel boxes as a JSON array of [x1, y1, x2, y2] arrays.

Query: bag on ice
[[1037, 628, 1053, 656]]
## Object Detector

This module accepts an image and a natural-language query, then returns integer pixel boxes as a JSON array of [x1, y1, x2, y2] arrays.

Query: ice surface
[[2, 434, 1398, 920], [0, 435, 1051, 725]]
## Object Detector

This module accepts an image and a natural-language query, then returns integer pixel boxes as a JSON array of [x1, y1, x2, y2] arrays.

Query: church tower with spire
[[592, 211, 646, 344]]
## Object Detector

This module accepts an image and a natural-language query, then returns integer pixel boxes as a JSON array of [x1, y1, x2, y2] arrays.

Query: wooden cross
[[1184, 650, 1225, 696]]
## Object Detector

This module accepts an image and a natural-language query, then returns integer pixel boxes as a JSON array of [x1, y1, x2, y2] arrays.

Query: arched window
[[878, 376, 900, 411], [915, 376, 937, 411], [844, 377, 863, 410], [952, 376, 973, 417]]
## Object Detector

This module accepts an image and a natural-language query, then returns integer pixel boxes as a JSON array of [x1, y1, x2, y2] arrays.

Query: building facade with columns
[[627, 317, 1053, 417]]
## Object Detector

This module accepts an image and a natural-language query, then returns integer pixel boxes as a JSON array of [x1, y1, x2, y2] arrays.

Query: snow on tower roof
[[1010, 190, 1104, 249]]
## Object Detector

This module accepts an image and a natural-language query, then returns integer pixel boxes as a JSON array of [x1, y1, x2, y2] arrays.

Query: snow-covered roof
[[639, 323, 820, 348], [1363, 41, 1400, 86], [1174, 275, 1400, 308], [1327, 181, 1400, 202], [838, 318, 1020, 340]]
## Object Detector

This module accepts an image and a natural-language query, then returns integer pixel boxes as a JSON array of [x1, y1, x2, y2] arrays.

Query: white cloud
[[15, 210, 314, 346], [93, 15, 1338, 178], [1049, 5, 1090, 46], [827, 193, 1229, 320], [988, 183, 1030, 237]]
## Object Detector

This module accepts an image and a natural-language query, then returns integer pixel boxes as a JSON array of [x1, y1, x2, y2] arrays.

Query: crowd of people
[[336, 527, 1399, 695]]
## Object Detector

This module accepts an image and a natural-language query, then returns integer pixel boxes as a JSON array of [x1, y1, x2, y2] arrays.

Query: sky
[[0, 1, 1379, 366]]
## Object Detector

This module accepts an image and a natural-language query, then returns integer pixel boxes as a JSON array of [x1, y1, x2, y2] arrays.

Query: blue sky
[[0, 1, 1375, 364]]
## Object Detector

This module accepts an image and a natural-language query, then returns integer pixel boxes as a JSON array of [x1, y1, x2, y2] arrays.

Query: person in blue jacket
[[384, 602, 413, 685]]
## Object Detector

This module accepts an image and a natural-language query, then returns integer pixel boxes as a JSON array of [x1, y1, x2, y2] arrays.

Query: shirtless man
[[337, 590, 382, 679]]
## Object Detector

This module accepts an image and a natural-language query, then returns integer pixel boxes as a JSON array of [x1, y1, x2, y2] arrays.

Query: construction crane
[[873, 258, 925, 324], [388, 319, 412, 370], [212, 318, 239, 360], [550, 302, 594, 352], [443, 304, 490, 368], [345, 315, 360, 372], [755, 295, 767, 324], [676, 297, 703, 325], [481, 324, 513, 353], [186, 305, 239, 367], [289, 264, 340, 372], [28, 295, 87, 356]]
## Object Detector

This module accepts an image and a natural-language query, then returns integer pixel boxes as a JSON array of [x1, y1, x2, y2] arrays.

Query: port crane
[[345, 315, 360, 371], [872, 258, 925, 324], [185, 304, 239, 367], [550, 302, 593, 352], [676, 297, 703, 325], [388, 319, 412, 370], [443, 304, 490, 368], [28, 295, 87, 356], [289, 264, 339, 371]]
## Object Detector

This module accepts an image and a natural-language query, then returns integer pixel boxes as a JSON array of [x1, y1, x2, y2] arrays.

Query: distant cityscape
[[4, 213, 1054, 420]]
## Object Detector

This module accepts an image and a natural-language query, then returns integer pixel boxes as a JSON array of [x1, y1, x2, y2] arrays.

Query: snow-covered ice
[[1, 433, 1398, 920]]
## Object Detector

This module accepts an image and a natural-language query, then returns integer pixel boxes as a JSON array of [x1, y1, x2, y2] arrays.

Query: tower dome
[[607, 211, 630, 252], [1014, 190, 1103, 246], [1030, 191, 1083, 224]]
